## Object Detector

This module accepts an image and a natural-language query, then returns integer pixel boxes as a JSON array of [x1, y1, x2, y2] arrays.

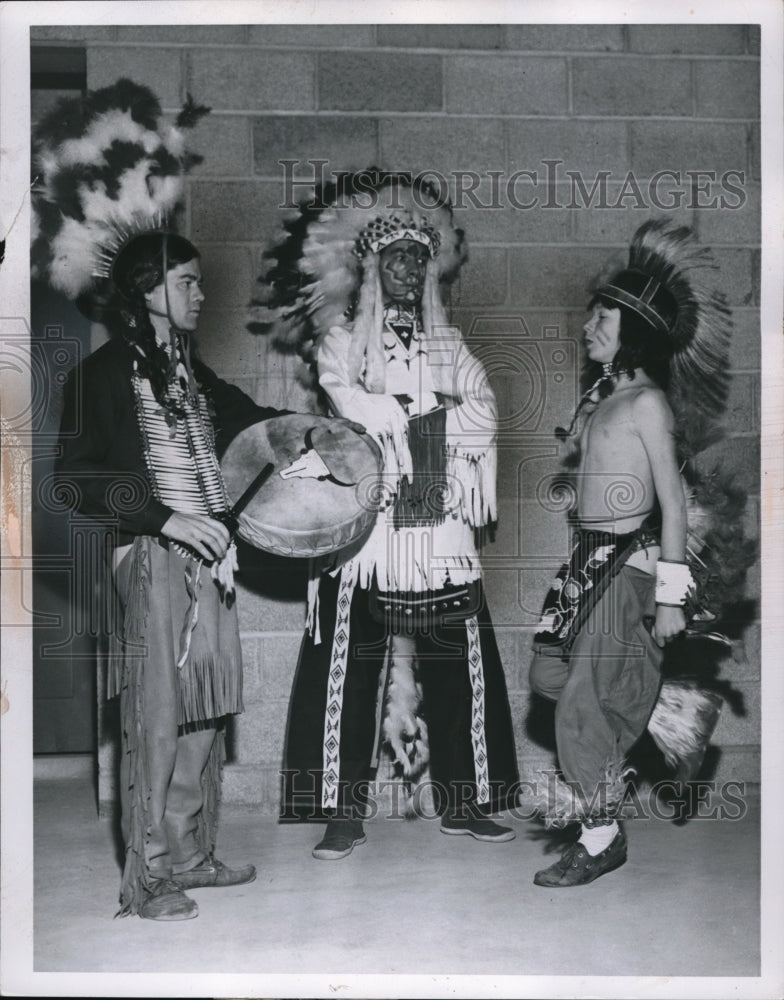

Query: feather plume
[[175, 93, 211, 130], [684, 464, 758, 621], [31, 78, 209, 300]]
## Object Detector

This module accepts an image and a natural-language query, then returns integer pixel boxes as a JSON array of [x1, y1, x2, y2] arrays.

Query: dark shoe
[[440, 815, 515, 843], [312, 819, 367, 860], [533, 829, 627, 887], [139, 878, 198, 921], [171, 855, 256, 889]]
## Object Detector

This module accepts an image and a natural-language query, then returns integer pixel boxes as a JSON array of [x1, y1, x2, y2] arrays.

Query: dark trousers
[[283, 573, 519, 820]]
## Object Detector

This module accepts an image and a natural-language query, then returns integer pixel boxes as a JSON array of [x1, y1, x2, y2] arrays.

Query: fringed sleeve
[[317, 324, 413, 490], [434, 331, 498, 528]]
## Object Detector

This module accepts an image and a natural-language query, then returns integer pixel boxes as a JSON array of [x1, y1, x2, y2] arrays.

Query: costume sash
[[535, 521, 660, 650]]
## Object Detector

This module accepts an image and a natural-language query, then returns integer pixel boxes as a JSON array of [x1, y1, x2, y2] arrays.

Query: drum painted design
[[220, 414, 382, 558]]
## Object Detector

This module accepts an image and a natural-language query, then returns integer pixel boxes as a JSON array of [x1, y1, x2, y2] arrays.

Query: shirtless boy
[[528, 221, 730, 887]]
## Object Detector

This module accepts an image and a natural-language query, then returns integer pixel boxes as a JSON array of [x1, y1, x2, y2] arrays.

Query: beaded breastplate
[[132, 371, 230, 518]]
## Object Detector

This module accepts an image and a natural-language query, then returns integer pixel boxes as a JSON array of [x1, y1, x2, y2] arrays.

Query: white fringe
[[348, 516, 481, 594]]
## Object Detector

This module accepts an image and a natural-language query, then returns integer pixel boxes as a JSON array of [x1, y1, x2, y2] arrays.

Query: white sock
[[579, 820, 619, 856]]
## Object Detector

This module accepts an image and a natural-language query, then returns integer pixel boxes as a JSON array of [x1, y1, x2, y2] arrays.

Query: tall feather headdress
[[594, 219, 733, 421], [249, 170, 467, 362], [31, 77, 209, 302]]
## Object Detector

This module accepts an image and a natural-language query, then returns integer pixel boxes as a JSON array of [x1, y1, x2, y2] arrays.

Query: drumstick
[[219, 461, 275, 535]]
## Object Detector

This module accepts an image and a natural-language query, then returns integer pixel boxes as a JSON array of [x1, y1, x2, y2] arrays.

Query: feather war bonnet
[[31, 77, 209, 302], [593, 218, 733, 421], [249, 170, 467, 362]]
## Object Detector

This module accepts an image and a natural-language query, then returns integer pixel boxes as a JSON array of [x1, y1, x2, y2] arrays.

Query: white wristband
[[655, 559, 695, 607]]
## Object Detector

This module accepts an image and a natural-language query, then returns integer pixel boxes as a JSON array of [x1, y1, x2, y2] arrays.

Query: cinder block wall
[[32, 23, 761, 808]]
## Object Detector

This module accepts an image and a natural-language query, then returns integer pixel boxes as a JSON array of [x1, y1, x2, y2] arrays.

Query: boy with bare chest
[[528, 221, 730, 887]]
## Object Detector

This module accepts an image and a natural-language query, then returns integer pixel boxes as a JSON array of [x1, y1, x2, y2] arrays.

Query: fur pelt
[[380, 633, 429, 783], [647, 680, 723, 770]]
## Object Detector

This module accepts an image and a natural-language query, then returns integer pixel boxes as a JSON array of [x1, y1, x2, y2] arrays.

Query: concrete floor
[[33, 775, 759, 978]]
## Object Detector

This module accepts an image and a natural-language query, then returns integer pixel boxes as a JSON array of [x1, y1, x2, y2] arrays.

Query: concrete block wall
[[32, 22, 761, 807]]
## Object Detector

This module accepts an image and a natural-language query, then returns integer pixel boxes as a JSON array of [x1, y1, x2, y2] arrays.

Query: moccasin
[[533, 828, 627, 887], [171, 856, 256, 889], [139, 878, 199, 920]]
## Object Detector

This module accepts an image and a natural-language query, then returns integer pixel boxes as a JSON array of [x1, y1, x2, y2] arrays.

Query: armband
[[655, 559, 695, 607]]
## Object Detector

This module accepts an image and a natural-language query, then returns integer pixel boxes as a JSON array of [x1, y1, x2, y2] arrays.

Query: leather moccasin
[[139, 878, 198, 920], [534, 828, 627, 887], [171, 856, 256, 889]]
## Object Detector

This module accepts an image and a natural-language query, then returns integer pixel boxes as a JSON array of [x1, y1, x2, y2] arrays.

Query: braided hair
[[110, 232, 201, 409]]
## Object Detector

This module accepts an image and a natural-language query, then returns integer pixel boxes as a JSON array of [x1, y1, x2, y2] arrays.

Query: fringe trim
[[116, 623, 153, 917], [531, 759, 634, 829], [344, 517, 481, 595], [445, 440, 497, 528], [108, 536, 151, 701], [176, 654, 243, 728], [123, 536, 152, 643], [177, 556, 203, 669], [196, 728, 225, 857], [648, 680, 723, 769]]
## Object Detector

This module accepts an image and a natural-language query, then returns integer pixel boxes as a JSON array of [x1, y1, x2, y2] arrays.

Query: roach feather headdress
[[31, 78, 209, 302], [594, 219, 732, 420], [249, 170, 467, 361]]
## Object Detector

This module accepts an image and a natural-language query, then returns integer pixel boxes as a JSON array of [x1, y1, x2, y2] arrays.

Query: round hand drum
[[221, 414, 382, 557]]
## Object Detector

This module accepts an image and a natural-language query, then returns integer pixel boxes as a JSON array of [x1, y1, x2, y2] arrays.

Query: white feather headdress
[[249, 171, 467, 360], [31, 78, 209, 301]]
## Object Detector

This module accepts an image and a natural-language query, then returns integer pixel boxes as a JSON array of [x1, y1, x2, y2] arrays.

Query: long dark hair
[[586, 291, 675, 392], [109, 232, 200, 407], [560, 288, 678, 468]]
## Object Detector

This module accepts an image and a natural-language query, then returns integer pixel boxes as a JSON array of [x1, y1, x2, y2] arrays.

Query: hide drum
[[221, 414, 382, 557]]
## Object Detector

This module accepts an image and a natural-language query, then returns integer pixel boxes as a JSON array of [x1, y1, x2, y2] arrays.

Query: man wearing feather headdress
[[33, 80, 285, 920], [528, 220, 733, 887], [257, 173, 519, 859]]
